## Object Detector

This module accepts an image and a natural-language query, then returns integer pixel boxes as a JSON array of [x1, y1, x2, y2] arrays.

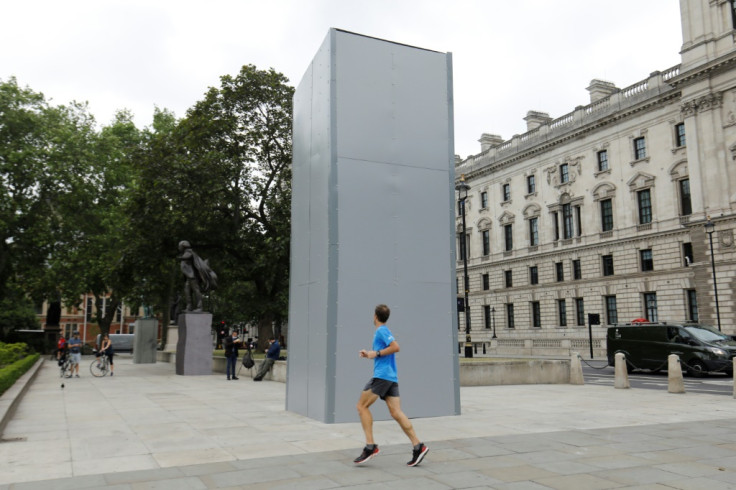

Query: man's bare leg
[[385, 396, 420, 446], [357, 390, 380, 445]]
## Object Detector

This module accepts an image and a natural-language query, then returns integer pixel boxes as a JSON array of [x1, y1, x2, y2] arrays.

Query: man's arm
[[361, 340, 399, 359]]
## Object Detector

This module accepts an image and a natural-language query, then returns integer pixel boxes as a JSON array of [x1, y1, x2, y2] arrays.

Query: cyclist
[[56, 334, 68, 363], [98, 334, 115, 376]]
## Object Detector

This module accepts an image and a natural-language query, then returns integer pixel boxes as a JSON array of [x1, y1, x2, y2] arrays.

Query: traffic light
[[457, 297, 465, 312]]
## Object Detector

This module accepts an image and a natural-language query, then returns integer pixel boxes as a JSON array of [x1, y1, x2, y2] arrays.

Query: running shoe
[[353, 445, 379, 464], [407, 443, 429, 467]]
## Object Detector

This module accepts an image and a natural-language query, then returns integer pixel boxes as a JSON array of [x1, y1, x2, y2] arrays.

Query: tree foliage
[[125, 65, 293, 346], [2, 66, 294, 345]]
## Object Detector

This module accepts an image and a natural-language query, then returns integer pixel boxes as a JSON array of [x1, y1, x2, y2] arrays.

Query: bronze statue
[[177, 241, 217, 312]]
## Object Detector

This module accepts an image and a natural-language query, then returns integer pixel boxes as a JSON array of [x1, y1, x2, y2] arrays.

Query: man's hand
[[359, 349, 370, 358]]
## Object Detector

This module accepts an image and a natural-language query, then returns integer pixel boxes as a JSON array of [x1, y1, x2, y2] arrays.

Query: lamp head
[[455, 174, 470, 200], [705, 216, 715, 234]]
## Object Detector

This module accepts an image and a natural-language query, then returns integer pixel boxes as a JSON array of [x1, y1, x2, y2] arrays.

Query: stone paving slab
[[2, 356, 736, 488]]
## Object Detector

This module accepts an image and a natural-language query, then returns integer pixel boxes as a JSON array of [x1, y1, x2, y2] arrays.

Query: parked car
[[95, 334, 134, 353], [607, 322, 735, 377]]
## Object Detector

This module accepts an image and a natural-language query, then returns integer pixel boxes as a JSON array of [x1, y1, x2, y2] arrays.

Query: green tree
[[126, 65, 293, 348], [46, 110, 144, 337], [0, 77, 97, 309]]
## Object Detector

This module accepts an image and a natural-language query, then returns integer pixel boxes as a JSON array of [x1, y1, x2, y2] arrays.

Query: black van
[[607, 322, 736, 376]]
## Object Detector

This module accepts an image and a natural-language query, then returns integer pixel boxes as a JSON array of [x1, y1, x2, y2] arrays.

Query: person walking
[[67, 332, 82, 377], [224, 330, 241, 380], [253, 337, 281, 381], [354, 304, 429, 467]]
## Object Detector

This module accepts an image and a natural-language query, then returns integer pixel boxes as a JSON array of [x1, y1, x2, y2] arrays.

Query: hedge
[[0, 353, 40, 397]]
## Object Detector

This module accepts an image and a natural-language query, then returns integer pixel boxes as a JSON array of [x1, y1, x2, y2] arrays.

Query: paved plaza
[[2, 356, 736, 489]]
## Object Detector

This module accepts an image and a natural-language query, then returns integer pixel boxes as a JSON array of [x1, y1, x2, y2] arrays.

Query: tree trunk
[[256, 313, 275, 352]]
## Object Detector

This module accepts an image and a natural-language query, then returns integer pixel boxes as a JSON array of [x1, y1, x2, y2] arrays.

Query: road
[[581, 361, 734, 396]]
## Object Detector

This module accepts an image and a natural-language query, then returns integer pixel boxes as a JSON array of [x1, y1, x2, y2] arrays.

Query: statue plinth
[[133, 318, 158, 364], [175, 312, 213, 375]]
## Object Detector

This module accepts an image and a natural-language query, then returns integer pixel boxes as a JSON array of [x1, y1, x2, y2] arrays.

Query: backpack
[[242, 351, 255, 369]]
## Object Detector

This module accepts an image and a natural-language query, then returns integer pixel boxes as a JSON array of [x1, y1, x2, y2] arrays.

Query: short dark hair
[[374, 304, 390, 323]]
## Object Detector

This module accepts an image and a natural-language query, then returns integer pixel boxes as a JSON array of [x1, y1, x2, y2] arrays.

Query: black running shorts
[[363, 378, 400, 400]]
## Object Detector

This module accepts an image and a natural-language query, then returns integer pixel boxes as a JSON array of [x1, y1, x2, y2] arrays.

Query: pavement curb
[[0, 357, 44, 437]]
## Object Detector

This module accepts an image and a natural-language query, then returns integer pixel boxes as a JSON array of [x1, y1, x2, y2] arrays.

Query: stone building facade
[[455, 0, 736, 358]]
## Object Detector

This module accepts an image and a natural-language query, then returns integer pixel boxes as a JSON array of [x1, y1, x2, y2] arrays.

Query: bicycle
[[59, 355, 73, 378], [90, 352, 111, 377]]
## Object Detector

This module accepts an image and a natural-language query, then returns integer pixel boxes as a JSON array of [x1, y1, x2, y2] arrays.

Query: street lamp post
[[456, 175, 472, 358], [491, 307, 496, 339], [704, 217, 722, 331]]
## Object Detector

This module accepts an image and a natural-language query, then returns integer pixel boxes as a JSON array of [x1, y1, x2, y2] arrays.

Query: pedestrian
[[253, 337, 281, 381], [354, 304, 429, 467], [98, 334, 115, 376], [67, 332, 82, 378], [224, 330, 241, 380]]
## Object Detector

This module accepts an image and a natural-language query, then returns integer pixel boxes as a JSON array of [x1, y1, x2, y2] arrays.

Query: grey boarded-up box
[[287, 29, 460, 423]]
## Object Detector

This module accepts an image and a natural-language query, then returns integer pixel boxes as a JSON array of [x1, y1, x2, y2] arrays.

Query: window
[[605, 295, 618, 324], [504, 270, 513, 288], [644, 292, 658, 322], [558, 299, 567, 326], [481, 191, 488, 209], [602, 255, 614, 276], [575, 206, 582, 237], [675, 123, 686, 147], [484, 305, 491, 329], [482, 230, 490, 256], [529, 266, 539, 285], [640, 249, 653, 272], [683, 242, 693, 267], [560, 163, 569, 183], [504, 224, 513, 251], [562, 203, 573, 239], [600, 199, 614, 232], [552, 211, 560, 240], [556, 262, 564, 282], [529, 217, 539, 246], [115, 305, 122, 323], [531, 302, 541, 328], [597, 150, 609, 171], [680, 179, 692, 216], [687, 289, 699, 322], [634, 137, 647, 160], [503, 183, 511, 202], [458, 233, 469, 260], [637, 189, 652, 224], [482, 273, 490, 291], [573, 259, 582, 280], [575, 298, 585, 326], [527, 175, 536, 194], [506, 303, 515, 329]]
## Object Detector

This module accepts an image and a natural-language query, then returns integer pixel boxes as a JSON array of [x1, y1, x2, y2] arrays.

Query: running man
[[354, 304, 429, 467]]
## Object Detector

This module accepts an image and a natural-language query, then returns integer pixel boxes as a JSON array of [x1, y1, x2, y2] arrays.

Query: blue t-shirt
[[373, 325, 397, 382]]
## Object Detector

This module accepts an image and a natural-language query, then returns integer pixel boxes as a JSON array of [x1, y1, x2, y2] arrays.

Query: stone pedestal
[[176, 312, 213, 375], [133, 318, 158, 364], [164, 324, 179, 352]]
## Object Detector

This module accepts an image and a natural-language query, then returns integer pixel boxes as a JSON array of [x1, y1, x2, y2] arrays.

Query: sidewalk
[[1, 356, 736, 489]]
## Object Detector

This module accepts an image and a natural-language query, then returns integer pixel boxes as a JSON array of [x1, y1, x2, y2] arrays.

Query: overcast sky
[[1, 1, 683, 159]]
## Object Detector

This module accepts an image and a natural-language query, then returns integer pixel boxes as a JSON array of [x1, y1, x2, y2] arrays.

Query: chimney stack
[[478, 133, 504, 152], [586, 79, 619, 103], [523, 111, 552, 131]]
